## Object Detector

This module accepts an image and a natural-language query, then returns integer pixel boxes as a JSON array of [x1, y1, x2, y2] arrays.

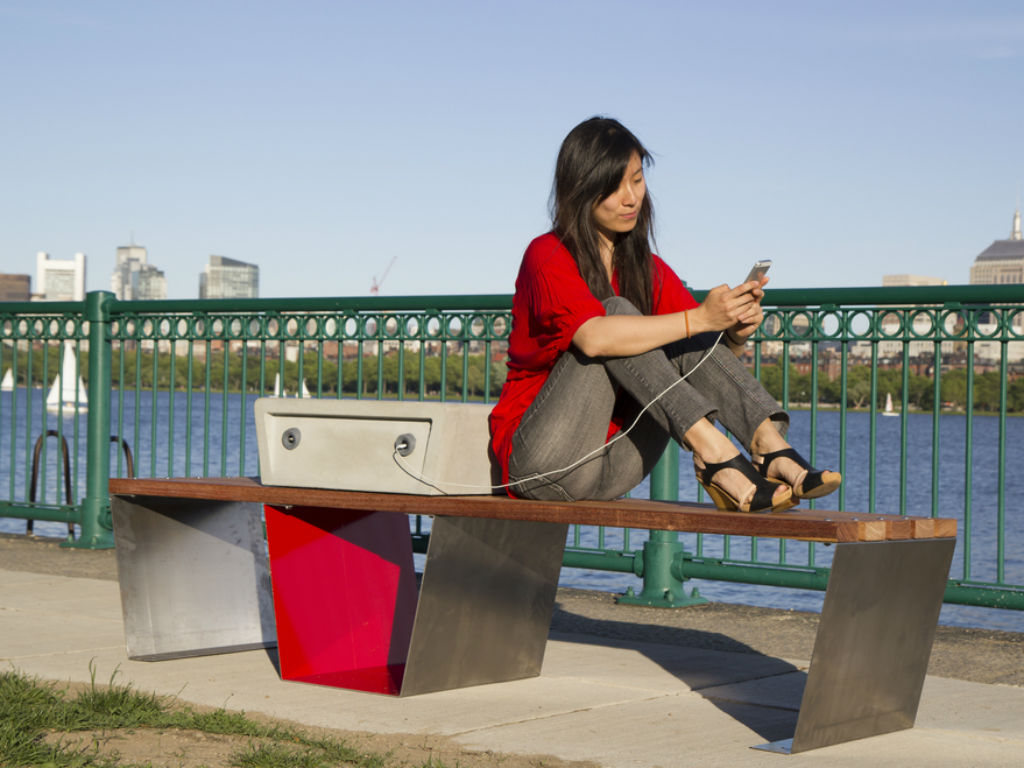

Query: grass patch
[[231, 739, 385, 768], [0, 665, 444, 768]]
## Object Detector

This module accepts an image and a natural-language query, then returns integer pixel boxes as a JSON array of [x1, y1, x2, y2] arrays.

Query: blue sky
[[1, 1, 1022, 299]]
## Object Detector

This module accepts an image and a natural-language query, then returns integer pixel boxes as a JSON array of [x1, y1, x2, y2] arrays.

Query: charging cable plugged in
[[391, 332, 727, 494], [394, 434, 416, 457]]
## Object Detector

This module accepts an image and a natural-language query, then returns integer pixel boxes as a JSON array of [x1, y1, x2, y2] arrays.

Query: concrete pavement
[[2, 564, 1023, 767]]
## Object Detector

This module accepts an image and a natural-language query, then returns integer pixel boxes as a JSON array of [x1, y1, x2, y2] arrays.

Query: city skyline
[[3, 247, 260, 301], [6, 205, 1021, 301], [1, 2, 1023, 298], [11, 203, 1023, 301]]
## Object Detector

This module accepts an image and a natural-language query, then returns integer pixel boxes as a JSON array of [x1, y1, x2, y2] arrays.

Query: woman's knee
[[603, 296, 641, 316]]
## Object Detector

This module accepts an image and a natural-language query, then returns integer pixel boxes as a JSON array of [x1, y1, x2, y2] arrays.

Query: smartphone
[[744, 259, 772, 284]]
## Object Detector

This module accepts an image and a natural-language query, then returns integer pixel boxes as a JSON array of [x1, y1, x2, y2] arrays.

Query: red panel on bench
[[264, 505, 418, 695]]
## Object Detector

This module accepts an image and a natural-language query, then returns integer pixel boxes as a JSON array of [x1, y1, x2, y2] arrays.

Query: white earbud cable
[[392, 332, 726, 494]]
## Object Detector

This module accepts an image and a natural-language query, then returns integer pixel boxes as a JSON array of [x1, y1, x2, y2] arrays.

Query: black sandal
[[695, 454, 794, 513], [754, 448, 841, 500]]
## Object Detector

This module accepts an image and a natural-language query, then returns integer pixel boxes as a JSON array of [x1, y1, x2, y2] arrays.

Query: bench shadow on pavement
[[256, 600, 802, 743], [550, 602, 803, 743]]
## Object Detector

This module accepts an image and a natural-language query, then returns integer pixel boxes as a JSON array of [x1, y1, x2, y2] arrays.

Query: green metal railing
[[1, 287, 1023, 612]]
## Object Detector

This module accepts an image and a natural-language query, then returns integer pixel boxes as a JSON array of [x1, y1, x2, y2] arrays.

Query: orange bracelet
[[684, 310, 690, 339]]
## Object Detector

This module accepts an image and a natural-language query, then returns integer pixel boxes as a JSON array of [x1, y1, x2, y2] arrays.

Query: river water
[[2, 388, 1022, 632]]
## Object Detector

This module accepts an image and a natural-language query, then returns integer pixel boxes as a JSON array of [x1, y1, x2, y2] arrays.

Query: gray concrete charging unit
[[254, 398, 502, 495]]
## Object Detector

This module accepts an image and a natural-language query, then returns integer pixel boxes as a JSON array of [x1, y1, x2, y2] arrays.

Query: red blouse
[[488, 233, 699, 492]]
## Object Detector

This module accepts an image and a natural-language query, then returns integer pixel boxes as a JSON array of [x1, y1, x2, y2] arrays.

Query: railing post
[[618, 442, 706, 607], [66, 290, 115, 549]]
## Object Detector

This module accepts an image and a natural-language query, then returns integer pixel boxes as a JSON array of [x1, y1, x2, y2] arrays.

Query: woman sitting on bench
[[488, 116, 841, 513]]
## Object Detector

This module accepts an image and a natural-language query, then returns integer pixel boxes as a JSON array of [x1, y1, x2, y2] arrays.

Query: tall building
[[199, 255, 259, 299], [35, 252, 85, 301], [965, 209, 1024, 363], [111, 245, 167, 300], [970, 209, 1024, 284], [0, 274, 31, 301]]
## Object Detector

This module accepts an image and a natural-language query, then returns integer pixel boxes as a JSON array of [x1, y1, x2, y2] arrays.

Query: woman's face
[[592, 151, 645, 245]]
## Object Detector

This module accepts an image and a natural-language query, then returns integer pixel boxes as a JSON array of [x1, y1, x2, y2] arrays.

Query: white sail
[[883, 391, 898, 416], [0, 368, 12, 391], [46, 342, 88, 412], [273, 372, 284, 397], [300, 379, 311, 398]]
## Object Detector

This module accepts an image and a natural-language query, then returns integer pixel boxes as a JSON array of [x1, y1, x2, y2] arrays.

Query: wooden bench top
[[108, 476, 957, 544]]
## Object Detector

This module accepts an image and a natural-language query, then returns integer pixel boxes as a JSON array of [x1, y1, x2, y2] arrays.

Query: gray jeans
[[508, 296, 787, 501]]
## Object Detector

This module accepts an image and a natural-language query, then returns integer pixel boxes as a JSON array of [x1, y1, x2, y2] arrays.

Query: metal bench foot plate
[[782, 538, 955, 753], [263, 506, 568, 696], [111, 496, 276, 660], [401, 516, 568, 695]]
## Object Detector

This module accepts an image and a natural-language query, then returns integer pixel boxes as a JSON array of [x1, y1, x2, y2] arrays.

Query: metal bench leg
[[760, 538, 956, 754], [263, 509, 567, 697], [399, 516, 569, 696], [263, 504, 418, 695], [111, 496, 275, 660]]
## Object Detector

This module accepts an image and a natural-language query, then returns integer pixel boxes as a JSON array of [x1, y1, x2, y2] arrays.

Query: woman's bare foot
[[693, 453, 792, 512], [686, 419, 791, 512], [748, 419, 841, 500], [752, 448, 841, 500]]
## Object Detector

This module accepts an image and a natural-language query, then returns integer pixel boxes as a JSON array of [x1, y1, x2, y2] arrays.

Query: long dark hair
[[551, 117, 655, 314]]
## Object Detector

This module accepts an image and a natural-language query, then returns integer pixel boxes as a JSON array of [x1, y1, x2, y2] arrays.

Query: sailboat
[[46, 342, 88, 412], [269, 374, 312, 398], [0, 368, 13, 392], [882, 392, 899, 417]]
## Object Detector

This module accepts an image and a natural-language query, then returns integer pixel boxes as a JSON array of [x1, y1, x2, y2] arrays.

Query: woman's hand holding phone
[[742, 259, 772, 291], [725, 260, 772, 345]]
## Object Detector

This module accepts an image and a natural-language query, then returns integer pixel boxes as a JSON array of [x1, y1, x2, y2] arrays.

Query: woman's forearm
[[574, 310, 706, 357], [572, 282, 763, 358]]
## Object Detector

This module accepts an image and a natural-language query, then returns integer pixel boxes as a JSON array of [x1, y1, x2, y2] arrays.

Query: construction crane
[[370, 256, 397, 295]]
